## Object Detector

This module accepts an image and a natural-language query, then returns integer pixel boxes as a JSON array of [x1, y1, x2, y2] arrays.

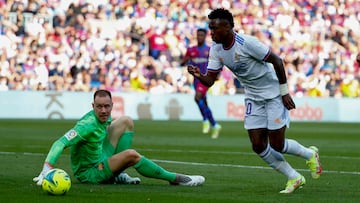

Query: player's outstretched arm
[[33, 139, 66, 185]]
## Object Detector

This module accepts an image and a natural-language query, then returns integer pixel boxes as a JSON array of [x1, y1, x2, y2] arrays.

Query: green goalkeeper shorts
[[75, 139, 114, 183]]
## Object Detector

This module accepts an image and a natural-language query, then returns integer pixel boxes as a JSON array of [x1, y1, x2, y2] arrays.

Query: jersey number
[[246, 102, 252, 115]]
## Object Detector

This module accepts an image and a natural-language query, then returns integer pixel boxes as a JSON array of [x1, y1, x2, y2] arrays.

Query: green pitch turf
[[0, 119, 359, 203]]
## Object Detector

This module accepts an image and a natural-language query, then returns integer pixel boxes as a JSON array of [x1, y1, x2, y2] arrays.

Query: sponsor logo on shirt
[[64, 129, 77, 141], [192, 58, 208, 64]]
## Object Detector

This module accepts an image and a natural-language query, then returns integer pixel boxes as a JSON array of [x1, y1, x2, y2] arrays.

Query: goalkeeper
[[33, 89, 205, 186]]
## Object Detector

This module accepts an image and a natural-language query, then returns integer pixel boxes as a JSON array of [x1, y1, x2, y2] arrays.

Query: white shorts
[[244, 96, 290, 130]]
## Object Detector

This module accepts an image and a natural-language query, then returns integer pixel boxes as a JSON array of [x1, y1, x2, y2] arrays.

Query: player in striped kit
[[181, 28, 221, 139]]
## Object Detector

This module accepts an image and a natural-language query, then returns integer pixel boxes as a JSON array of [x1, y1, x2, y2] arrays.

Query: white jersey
[[207, 33, 280, 100]]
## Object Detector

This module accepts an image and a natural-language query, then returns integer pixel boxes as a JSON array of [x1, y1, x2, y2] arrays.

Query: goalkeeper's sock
[[134, 156, 177, 182], [115, 131, 134, 153], [282, 139, 313, 160]]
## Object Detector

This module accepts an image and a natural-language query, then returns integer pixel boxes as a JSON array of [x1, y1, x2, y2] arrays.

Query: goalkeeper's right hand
[[33, 162, 53, 186]]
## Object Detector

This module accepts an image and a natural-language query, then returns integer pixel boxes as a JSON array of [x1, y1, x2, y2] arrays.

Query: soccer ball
[[42, 168, 71, 195]]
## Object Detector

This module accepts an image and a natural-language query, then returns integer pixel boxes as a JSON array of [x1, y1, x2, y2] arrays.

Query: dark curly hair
[[197, 28, 207, 34], [208, 8, 234, 28]]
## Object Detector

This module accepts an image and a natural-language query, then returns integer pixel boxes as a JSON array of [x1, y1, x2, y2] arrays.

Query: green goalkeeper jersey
[[45, 110, 112, 176]]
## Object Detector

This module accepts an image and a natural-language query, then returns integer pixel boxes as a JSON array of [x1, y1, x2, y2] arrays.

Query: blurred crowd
[[0, 0, 360, 98]]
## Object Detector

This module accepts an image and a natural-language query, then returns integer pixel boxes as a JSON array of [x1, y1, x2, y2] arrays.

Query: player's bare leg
[[107, 116, 134, 148]]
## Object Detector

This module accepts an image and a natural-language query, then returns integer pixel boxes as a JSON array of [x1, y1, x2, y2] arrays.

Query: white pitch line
[[2, 146, 360, 160], [152, 159, 360, 175], [1, 151, 360, 176], [138, 148, 360, 160]]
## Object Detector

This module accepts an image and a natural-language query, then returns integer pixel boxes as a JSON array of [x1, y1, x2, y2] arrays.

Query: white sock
[[259, 144, 300, 179], [282, 139, 313, 160]]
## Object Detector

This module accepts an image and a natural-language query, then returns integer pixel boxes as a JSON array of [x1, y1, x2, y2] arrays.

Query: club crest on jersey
[[235, 52, 241, 61], [64, 129, 77, 140], [98, 162, 104, 170]]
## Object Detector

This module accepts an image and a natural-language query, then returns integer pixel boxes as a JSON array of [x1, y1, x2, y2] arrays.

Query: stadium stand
[[0, 0, 359, 97]]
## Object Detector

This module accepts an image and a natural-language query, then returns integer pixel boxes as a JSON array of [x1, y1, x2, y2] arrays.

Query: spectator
[[0, 0, 359, 97], [146, 26, 168, 60]]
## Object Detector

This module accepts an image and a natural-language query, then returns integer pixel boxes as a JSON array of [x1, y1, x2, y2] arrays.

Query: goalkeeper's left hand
[[33, 162, 53, 186]]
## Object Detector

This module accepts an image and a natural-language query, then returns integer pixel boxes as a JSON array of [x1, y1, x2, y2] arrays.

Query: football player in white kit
[[187, 8, 322, 193]]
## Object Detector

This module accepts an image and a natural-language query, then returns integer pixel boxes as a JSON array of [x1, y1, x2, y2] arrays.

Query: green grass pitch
[[0, 119, 359, 203]]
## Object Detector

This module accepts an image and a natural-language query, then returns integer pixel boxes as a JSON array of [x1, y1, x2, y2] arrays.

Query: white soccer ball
[[42, 168, 71, 195]]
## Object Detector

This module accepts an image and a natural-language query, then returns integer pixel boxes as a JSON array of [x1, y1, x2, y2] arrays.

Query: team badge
[[98, 162, 104, 171], [235, 52, 241, 61]]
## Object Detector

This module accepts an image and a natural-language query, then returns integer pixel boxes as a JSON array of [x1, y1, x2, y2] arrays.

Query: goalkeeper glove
[[33, 162, 53, 186]]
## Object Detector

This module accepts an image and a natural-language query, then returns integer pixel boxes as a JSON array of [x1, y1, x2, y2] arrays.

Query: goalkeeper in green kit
[[33, 89, 205, 186]]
